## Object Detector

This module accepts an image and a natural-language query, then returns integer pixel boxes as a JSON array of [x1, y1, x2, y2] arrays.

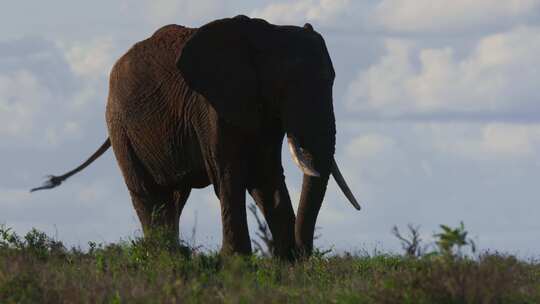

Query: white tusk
[[331, 158, 361, 210], [287, 137, 320, 177]]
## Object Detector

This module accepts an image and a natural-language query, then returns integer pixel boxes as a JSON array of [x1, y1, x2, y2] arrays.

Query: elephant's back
[[134, 24, 196, 64], [131, 24, 195, 66], [108, 24, 196, 108]]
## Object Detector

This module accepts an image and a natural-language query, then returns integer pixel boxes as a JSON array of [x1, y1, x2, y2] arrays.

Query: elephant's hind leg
[[129, 187, 191, 246], [129, 190, 180, 243], [109, 127, 181, 244]]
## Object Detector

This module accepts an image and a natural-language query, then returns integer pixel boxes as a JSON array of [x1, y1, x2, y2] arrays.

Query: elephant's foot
[[219, 243, 252, 256]]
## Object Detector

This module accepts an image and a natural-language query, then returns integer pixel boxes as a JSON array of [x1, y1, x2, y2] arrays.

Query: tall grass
[[1, 224, 539, 303]]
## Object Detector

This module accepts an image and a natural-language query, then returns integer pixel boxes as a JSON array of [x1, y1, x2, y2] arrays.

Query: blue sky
[[1, 0, 540, 256]]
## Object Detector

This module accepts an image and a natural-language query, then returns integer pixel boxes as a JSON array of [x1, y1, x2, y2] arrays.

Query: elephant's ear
[[177, 16, 260, 128]]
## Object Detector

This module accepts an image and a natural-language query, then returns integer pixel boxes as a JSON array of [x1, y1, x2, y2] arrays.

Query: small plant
[[24, 228, 65, 258], [391, 224, 424, 257], [129, 227, 192, 264], [0, 225, 23, 249], [0, 225, 64, 259], [248, 203, 274, 257], [434, 221, 476, 257], [312, 246, 333, 258], [392, 222, 476, 258]]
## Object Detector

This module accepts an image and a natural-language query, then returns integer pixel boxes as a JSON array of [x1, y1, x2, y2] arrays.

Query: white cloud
[[250, 0, 352, 25], [346, 26, 540, 119], [0, 70, 50, 136], [146, 0, 183, 22], [427, 123, 540, 160], [140, 0, 225, 26], [63, 38, 116, 79], [0, 37, 110, 148], [0, 68, 83, 144], [0, 189, 32, 205], [374, 0, 540, 32], [78, 180, 111, 202], [346, 39, 414, 117], [345, 134, 395, 160], [342, 133, 411, 184], [317, 199, 347, 224]]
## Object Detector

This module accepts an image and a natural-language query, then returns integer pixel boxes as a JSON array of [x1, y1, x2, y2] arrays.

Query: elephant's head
[[177, 15, 360, 256]]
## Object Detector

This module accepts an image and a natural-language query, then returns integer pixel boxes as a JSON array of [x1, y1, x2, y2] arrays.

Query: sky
[[1, 0, 540, 256]]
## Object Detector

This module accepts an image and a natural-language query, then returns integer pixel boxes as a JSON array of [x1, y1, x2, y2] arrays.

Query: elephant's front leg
[[249, 177, 296, 260], [217, 168, 252, 255]]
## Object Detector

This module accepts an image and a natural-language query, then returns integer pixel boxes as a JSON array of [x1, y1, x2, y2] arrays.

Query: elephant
[[31, 15, 360, 260]]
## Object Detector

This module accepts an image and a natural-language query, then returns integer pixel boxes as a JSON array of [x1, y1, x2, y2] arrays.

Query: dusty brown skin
[[33, 15, 359, 260]]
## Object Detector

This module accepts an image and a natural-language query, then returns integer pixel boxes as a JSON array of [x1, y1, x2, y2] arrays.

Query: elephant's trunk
[[285, 126, 333, 257], [295, 173, 329, 256], [286, 130, 360, 257], [283, 86, 360, 256]]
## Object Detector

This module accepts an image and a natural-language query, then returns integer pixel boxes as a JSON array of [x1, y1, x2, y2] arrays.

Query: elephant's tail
[[30, 138, 111, 192]]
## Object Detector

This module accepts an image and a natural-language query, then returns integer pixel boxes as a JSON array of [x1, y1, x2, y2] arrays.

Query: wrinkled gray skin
[[32, 15, 359, 260]]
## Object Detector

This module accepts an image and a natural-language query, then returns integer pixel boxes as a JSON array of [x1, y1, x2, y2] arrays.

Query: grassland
[[0, 226, 539, 303]]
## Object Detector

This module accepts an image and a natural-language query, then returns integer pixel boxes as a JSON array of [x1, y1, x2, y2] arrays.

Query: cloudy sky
[[2, 0, 540, 256]]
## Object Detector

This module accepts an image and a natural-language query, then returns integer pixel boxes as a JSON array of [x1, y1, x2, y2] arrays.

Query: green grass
[[0, 227, 539, 303]]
